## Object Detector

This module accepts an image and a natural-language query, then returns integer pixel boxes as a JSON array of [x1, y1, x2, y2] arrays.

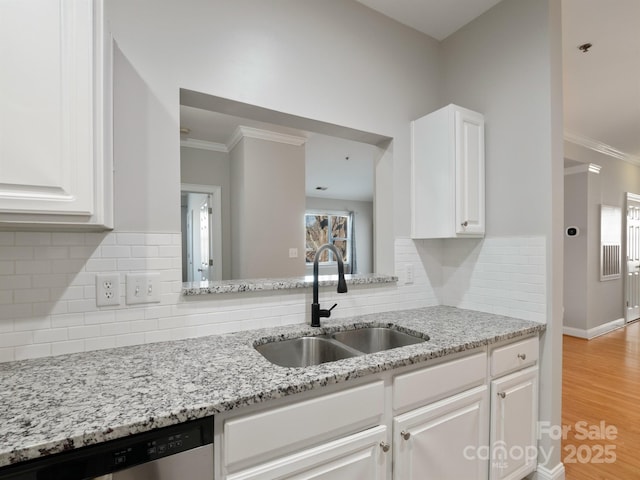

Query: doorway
[[181, 184, 222, 282]]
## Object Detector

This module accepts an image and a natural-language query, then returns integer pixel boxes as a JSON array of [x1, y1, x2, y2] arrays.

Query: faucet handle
[[319, 303, 338, 318]]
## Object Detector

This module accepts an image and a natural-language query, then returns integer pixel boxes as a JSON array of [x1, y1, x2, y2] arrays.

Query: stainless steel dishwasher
[[0, 417, 213, 480]]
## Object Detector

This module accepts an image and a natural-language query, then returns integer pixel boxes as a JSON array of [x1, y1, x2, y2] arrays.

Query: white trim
[[227, 125, 307, 151], [533, 461, 565, 480], [563, 318, 625, 339], [180, 138, 228, 153], [565, 131, 640, 166], [563, 163, 600, 175]]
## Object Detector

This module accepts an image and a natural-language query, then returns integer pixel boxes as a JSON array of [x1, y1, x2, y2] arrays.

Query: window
[[305, 212, 351, 264]]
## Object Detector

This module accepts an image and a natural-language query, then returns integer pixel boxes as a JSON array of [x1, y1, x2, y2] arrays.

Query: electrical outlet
[[289, 248, 298, 258], [96, 274, 121, 306], [126, 273, 161, 305]]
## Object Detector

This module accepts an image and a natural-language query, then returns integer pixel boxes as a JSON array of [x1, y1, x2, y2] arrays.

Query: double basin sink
[[255, 326, 428, 368]]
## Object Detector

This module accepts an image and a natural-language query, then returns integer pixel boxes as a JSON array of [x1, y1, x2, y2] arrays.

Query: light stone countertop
[[0, 306, 545, 468], [182, 273, 398, 295]]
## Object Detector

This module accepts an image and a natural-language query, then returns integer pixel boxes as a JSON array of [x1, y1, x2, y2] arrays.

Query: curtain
[[350, 211, 357, 274]]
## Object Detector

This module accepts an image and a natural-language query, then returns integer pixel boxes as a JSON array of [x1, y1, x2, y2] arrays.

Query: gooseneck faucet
[[311, 243, 348, 327]]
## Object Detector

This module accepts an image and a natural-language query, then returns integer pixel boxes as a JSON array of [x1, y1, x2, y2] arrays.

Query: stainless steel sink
[[255, 326, 428, 367], [331, 327, 427, 354], [254, 336, 360, 368]]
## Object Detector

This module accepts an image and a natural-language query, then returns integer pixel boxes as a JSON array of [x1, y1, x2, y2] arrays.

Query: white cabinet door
[[227, 426, 388, 480], [393, 385, 489, 480], [454, 108, 485, 236], [0, 0, 112, 229], [411, 104, 484, 239], [490, 366, 539, 480]]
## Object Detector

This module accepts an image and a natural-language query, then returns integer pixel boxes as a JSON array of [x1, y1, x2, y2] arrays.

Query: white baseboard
[[532, 462, 565, 480], [563, 318, 625, 339]]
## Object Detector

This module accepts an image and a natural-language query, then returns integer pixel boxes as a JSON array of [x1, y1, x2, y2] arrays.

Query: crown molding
[[227, 125, 307, 151], [180, 138, 228, 153], [564, 163, 601, 176], [564, 131, 640, 166]]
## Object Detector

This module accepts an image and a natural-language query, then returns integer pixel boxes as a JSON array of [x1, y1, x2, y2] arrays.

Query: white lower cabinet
[[489, 336, 540, 480], [215, 336, 540, 480], [228, 426, 388, 480], [393, 385, 489, 480]]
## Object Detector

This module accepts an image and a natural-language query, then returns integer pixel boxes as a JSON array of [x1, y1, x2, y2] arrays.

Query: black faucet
[[311, 243, 348, 327]]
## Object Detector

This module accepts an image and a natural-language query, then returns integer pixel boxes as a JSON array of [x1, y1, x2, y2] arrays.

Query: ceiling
[[355, 0, 503, 41], [357, 0, 640, 164]]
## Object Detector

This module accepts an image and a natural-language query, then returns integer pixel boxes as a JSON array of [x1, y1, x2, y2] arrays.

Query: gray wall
[[564, 141, 640, 331], [106, 0, 442, 240], [230, 137, 306, 279], [180, 147, 232, 280], [563, 171, 589, 329]]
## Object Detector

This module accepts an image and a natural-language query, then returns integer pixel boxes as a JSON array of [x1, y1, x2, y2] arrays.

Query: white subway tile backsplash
[[51, 313, 85, 328], [68, 325, 101, 340], [0, 232, 546, 362], [15, 261, 51, 275], [13, 317, 51, 332], [33, 328, 68, 344], [14, 343, 51, 361], [14, 288, 51, 304], [85, 258, 118, 272], [51, 340, 85, 356], [0, 331, 33, 348], [84, 336, 117, 352], [0, 247, 33, 260], [15, 232, 52, 246]]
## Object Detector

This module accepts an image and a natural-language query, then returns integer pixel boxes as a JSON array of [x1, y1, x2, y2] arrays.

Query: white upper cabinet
[[0, 0, 112, 230], [411, 104, 485, 238]]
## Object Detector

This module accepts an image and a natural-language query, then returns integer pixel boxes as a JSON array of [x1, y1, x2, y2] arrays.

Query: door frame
[[181, 183, 222, 282], [624, 192, 640, 323]]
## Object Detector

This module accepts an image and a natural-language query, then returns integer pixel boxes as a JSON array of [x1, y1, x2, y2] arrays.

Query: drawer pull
[[401, 431, 411, 441], [380, 442, 391, 453], [517, 353, 527, 360], [461, 221, 468, 227], [497, 392, 506, 399]]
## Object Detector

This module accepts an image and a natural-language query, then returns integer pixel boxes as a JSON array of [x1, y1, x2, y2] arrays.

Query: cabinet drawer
[[490, 336, 538, 377], [223, 381, 384, 471], [393, 352, 486, 412]]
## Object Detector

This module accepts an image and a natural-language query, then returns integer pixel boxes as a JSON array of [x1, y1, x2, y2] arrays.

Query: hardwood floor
[[562, 322, 640, 479]]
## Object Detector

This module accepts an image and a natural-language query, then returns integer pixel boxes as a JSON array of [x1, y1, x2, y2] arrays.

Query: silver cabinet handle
[[461, 221, 469, 227], [401, 431, 411, 440], [498, 392, 506, 399], [380, 442, 390, 453], [517, 353, 526, 360]]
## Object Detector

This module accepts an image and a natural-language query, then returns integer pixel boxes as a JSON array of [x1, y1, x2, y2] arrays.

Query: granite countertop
[[0, 306, 544, 468], [182, 273, 398, 295]]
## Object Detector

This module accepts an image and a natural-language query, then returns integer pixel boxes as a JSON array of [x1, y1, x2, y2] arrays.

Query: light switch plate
[[405, 264, 414, 284], [126, 273, 161, 305]]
